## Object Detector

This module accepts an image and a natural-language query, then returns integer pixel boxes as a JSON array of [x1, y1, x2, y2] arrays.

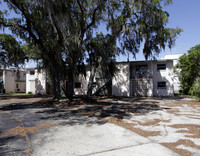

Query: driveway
[[0, 96, 199, 155]]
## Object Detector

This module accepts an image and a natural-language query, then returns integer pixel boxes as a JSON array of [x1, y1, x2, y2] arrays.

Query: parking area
[[0, 96, 199, 155]]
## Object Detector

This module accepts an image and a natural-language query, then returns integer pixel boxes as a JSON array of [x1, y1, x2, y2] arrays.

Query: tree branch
[[6, 0, 39, 44]]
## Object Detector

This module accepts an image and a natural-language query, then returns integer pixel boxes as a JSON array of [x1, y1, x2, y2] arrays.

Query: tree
[[0, 33, 27, 68], [1, 0, 182, 99], [190, 77, 200, 100], [176, 44, 200, 94], [0, 0, 67, 99], [83, 0, 182, 97], [86, 33, 117, 97]]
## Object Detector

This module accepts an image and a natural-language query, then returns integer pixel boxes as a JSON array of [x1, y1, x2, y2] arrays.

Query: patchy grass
[[9, 92, 28, 95]]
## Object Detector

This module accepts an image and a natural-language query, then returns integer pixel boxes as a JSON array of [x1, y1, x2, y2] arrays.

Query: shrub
[[28, 91, 32, 95], [10, 92, 14, 94], [190, 77, 200, 100]]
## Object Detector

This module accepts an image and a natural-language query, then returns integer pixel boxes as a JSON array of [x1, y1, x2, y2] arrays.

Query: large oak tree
[[0, 0, 182, 99]]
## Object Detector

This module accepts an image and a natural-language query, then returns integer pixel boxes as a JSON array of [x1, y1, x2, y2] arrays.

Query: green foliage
[[0, 33, 27, 68], [0, 0, 182, 99], [189, 77, 200, 100], [28, 91, 32, 95], [176, 44, 200, 94]]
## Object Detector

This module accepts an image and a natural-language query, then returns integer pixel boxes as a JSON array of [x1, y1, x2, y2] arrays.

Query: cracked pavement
[[0, 96, 199, 155]]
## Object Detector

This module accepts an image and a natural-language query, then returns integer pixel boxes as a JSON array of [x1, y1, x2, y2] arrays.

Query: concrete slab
[[31, 123, 178, 156], [91, 143, 179, 156]]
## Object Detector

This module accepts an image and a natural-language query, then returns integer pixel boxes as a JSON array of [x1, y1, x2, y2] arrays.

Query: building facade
[[1, 59, 176, 97], [2, 69, 26, 93], [162, 54, 183, 93], [67, 59, 175, 97], [26, 68, 47, 94], [112, 60, 174, 97]]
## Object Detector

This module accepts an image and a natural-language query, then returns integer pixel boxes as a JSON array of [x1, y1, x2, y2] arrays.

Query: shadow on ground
[[0, 94, 50, 100], [0, 97, 171, 156], [0, 97, 170, 121]]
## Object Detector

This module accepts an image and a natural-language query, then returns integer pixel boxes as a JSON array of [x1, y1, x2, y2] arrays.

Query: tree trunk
[[87, 65, 96, 98], [66, 69, 74, 100], [50, 67, 61, 99]]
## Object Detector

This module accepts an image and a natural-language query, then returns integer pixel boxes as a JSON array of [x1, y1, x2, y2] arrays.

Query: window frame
[[157, 81, 167, 89], [30, 70, 35, 75], [157, 64, 166, 71], [75, 82, 81, 88], [135, 64, 148, 76]]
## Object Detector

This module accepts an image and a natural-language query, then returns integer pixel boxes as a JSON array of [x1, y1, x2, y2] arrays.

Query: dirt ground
[[0, 95, 200, 155]]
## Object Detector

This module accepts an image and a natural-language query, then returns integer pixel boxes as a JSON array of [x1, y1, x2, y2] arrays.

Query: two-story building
[[2, 69, 26, 93], [1, 59, 175, 97], [112, 60, 174, 97], [65, 59, 174, 97], [26, 68, 47, 94]]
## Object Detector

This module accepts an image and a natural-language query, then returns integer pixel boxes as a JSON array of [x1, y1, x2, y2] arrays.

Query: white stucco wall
[[3, 70, 15, 93], [153, 61, 174, 96], [112, 63, 130, 97], [74, 70, 90, 95], [163, 54, 183, 93], [26, 69, 46, 94], [131, 78, 153, 96]]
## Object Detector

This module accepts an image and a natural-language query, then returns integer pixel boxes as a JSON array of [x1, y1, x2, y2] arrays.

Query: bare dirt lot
[[0, 95, 199, 155]]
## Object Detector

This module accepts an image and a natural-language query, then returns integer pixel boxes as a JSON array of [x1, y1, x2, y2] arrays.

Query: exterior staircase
[[93, 79, 112, 96]]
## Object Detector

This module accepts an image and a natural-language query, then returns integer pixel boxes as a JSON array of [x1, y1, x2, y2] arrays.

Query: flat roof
[[116, 59, 173, 64]]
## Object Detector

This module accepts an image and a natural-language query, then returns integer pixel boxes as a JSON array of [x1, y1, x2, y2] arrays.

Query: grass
[[9, 92, 29, 95]]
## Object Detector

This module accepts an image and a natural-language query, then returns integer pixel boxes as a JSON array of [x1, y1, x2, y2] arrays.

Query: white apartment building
[[1, 58, 176, 97], [26, 68, 47, 94], [69, 59, 175, 97], [162, 54, 183, 93], [1, 69, 26, 93], [112, 60, 174, 97]]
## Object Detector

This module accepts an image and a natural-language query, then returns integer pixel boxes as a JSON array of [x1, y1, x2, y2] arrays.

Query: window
[[16, 83, 19, 89], [92, 82, 97, 88], [30, 70, 35, 75], [135, 65, 148, 76], [75, 82, 81, 88], [157, 64, 166, 70], [157, 81, 166, 89]]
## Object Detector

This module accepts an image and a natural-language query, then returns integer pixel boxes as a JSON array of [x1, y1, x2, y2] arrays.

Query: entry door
[[29, 81, 35, 94]]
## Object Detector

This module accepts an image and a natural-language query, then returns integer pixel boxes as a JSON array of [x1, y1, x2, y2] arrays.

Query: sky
[[125, 0, 200, 61], [1, 0, 200, 66]]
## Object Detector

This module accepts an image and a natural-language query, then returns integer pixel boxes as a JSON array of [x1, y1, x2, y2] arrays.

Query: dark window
[[92, 82, 97, 88], [135, 65, 148, 76], [16, 83, 19, 88], [75, 82, 81, 88], [30, 70, 35, 75], [157, 64, 166, 70], [157, 81, 166, 89]]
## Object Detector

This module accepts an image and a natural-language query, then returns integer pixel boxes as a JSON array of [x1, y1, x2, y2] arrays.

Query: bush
[[28, 91, 32, 95], [9, 92, 14, 94], [190, 77, 200, 100]]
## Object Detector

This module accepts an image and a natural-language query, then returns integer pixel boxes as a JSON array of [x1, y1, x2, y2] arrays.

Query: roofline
[[26, 67, 37, 70], [0, 68, 26, 72], [115, 59, 173, 64]]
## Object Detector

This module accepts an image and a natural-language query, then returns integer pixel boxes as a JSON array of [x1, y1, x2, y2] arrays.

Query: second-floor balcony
[[15, 72, 26, 82], [130, 64, 153, 78]]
